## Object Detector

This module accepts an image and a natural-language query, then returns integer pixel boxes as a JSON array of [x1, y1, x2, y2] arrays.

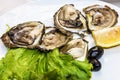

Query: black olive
[[89, 58, 101, 71], [88, 46, 104, 59]]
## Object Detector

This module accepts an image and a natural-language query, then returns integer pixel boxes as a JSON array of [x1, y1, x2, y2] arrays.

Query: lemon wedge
[[92, 26, 120, 48]]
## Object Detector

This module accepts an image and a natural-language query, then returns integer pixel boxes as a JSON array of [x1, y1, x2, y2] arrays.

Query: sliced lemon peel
[[92, 26, 120, 48]]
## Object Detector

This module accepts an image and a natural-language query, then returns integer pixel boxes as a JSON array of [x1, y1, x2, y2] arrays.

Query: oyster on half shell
[[54, 4, 87, 35], [83, 4, 118, 31], [39, 27, 72, 51], [60, 38, 88, 61], [1, 21, 45, 49]]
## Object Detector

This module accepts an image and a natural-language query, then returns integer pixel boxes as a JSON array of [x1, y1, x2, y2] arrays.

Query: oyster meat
[[1, 21, 45, 48], [60, 38, 88, 61], [39, 27, 72, 51], [83, 4, 118, 31], [54, 4, 87, 35]]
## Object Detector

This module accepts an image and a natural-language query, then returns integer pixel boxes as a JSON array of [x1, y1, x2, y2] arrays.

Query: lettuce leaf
[[0, 48, 92, 80]]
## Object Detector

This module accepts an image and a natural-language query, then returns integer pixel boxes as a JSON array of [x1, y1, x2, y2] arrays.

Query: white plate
[[0, 0, 120, 80]]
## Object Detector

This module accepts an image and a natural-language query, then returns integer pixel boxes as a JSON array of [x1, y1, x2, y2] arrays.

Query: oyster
[[60, 38, 88, 61], [1, 21, 45, 48], [54, 4, 87, 35], [83, 4, 118, 31], [39, 27, 72, 51]]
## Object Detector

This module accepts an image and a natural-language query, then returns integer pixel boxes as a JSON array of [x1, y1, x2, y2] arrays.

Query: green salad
[[0, 48, 92, 80]]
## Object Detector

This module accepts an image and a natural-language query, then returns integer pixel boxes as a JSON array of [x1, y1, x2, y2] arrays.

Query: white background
[[0, 0, 120, 16]]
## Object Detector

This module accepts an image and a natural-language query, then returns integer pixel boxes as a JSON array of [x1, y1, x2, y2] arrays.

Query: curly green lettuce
[[0, 48, 92, 80]]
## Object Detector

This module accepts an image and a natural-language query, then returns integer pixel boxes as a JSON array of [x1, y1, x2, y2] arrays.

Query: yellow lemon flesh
[[92, 26, 120, 48]]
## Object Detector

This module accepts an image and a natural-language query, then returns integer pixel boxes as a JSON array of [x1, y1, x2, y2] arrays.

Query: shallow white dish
[[0, 0, 120, 80]]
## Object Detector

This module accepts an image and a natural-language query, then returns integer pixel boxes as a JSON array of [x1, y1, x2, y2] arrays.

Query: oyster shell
[[83, 4, 118, 31], [60, 38, 88, 61], [54, 4, 87, 35], [39, 27, 72, 51], [1, 21, 45, 48]]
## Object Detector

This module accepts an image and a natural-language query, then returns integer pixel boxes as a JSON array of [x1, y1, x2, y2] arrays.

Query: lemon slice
[[92, 26, 120, 48]]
